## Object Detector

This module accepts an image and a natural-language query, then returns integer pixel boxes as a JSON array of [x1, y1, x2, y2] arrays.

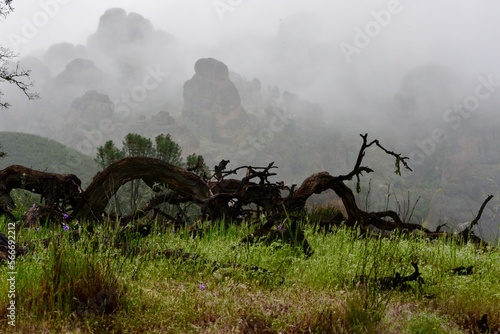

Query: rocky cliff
[[425, 124, 500, 241]]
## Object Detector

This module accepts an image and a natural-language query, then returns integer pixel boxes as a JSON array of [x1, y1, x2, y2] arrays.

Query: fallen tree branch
[[119, 192, 194, 225], [1, 134, 496, 251], [0, 165, 82, 216], [74, 157, 210, 220], [458, 195, 493, 244]]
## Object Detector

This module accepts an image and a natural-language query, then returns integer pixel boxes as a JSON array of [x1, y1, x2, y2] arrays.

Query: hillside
[[0, 132, 99, 186]]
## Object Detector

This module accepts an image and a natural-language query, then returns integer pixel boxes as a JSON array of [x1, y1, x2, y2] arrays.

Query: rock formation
[[42, 42, 87, 75], [56, 90, 116, 155], [425, 123, 500, 241], [68, 90, 115, 128], [182, 58, 256, 143], [87, 8, 178, 82], [47, 58, 113, 107]]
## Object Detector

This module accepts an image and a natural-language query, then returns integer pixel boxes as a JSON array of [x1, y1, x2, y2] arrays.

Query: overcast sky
[[2, 0, 342, 52], [1, 0, 500, 111], [2, 1, 499, 65]]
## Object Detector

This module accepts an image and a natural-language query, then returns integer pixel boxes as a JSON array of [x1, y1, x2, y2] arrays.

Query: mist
[[1, 0, 500, 239]]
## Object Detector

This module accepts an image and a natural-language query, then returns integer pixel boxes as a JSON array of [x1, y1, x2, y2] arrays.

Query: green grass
[[1, 216, 499, 333], [0, 131, 99, 187]]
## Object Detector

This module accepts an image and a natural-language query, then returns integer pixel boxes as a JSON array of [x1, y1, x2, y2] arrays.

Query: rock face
[[54, 90, 116, 155], [43, 42, 87, 75], [229, 72, 263, 114], [19, 56, 51, 83], [49, 58, 113, 105], [425, 125, 500, 241], [55, 59, 105, 86], [282, 91, 323, 125], [88, 8, 174, 52], [393, 63, 464, 137], [68, 90, 114, 128], [87, 8, 178, 81], [182, 58, 255, 143]]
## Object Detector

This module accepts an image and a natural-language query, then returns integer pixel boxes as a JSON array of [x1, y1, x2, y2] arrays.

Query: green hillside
[[0, 132, 99, 186]]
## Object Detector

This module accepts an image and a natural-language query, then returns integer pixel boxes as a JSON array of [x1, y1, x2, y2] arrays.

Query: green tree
[[123, 133, 154, 158], [95, 140, 125, 168], [154, 133, 182, 166], [122, 134, 154, 210], [186, 153, 209, 177]]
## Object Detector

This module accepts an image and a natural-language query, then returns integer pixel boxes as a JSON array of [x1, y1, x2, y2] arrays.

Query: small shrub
[[345, 290, 384, 334], [24, 232, 126, 318], [406, 313, 450, 334]]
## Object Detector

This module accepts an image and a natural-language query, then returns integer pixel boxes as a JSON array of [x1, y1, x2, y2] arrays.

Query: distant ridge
[[0, 132, 99, 186]]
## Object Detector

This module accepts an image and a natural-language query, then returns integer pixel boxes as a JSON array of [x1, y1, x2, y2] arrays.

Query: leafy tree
[[122, 134, 154, 210], [154, 133, 182, 166], [186, 153, 209, 177], [95, 140, 125, 168], [123, 133, 154, 158], [96, 134, 184, 168]]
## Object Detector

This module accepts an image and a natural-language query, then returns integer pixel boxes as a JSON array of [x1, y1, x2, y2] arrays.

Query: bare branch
[[458, 195, 494, 243], [0, 0, 13, 19], [0, 46, 39, 108]]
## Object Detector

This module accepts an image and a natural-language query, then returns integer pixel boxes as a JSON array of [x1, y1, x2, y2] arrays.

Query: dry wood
[[0, 134, 495, 249]]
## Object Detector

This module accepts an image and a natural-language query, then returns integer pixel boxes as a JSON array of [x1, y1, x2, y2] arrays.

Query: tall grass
[[1, 216, 499, 333]]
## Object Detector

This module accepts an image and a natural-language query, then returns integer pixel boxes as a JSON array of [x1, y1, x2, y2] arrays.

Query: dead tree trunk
[[73, 157, 211, 220], [1, 134, 494, 247], [0, 165, 82, 217]]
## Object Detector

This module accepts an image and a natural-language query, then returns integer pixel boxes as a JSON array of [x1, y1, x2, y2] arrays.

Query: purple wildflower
[[277, 225, 282, 230], [199, 283, 206, 290], [62, 213, 69, 220], [63, 224, 70, 231]]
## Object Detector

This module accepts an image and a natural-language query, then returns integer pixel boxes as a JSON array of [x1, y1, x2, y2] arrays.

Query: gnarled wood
[[0, 165, 82, 215], [74, 157, 211, 219], [1, 134, 495, 250]]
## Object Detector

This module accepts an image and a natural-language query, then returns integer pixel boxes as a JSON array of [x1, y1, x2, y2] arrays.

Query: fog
[[1, 0, 500, 239], [3, 1, 500, 116]]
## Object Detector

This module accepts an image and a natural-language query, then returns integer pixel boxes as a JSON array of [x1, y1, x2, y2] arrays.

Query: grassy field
[[1, 211, 499, 334], [0, 132, 99, 187]]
